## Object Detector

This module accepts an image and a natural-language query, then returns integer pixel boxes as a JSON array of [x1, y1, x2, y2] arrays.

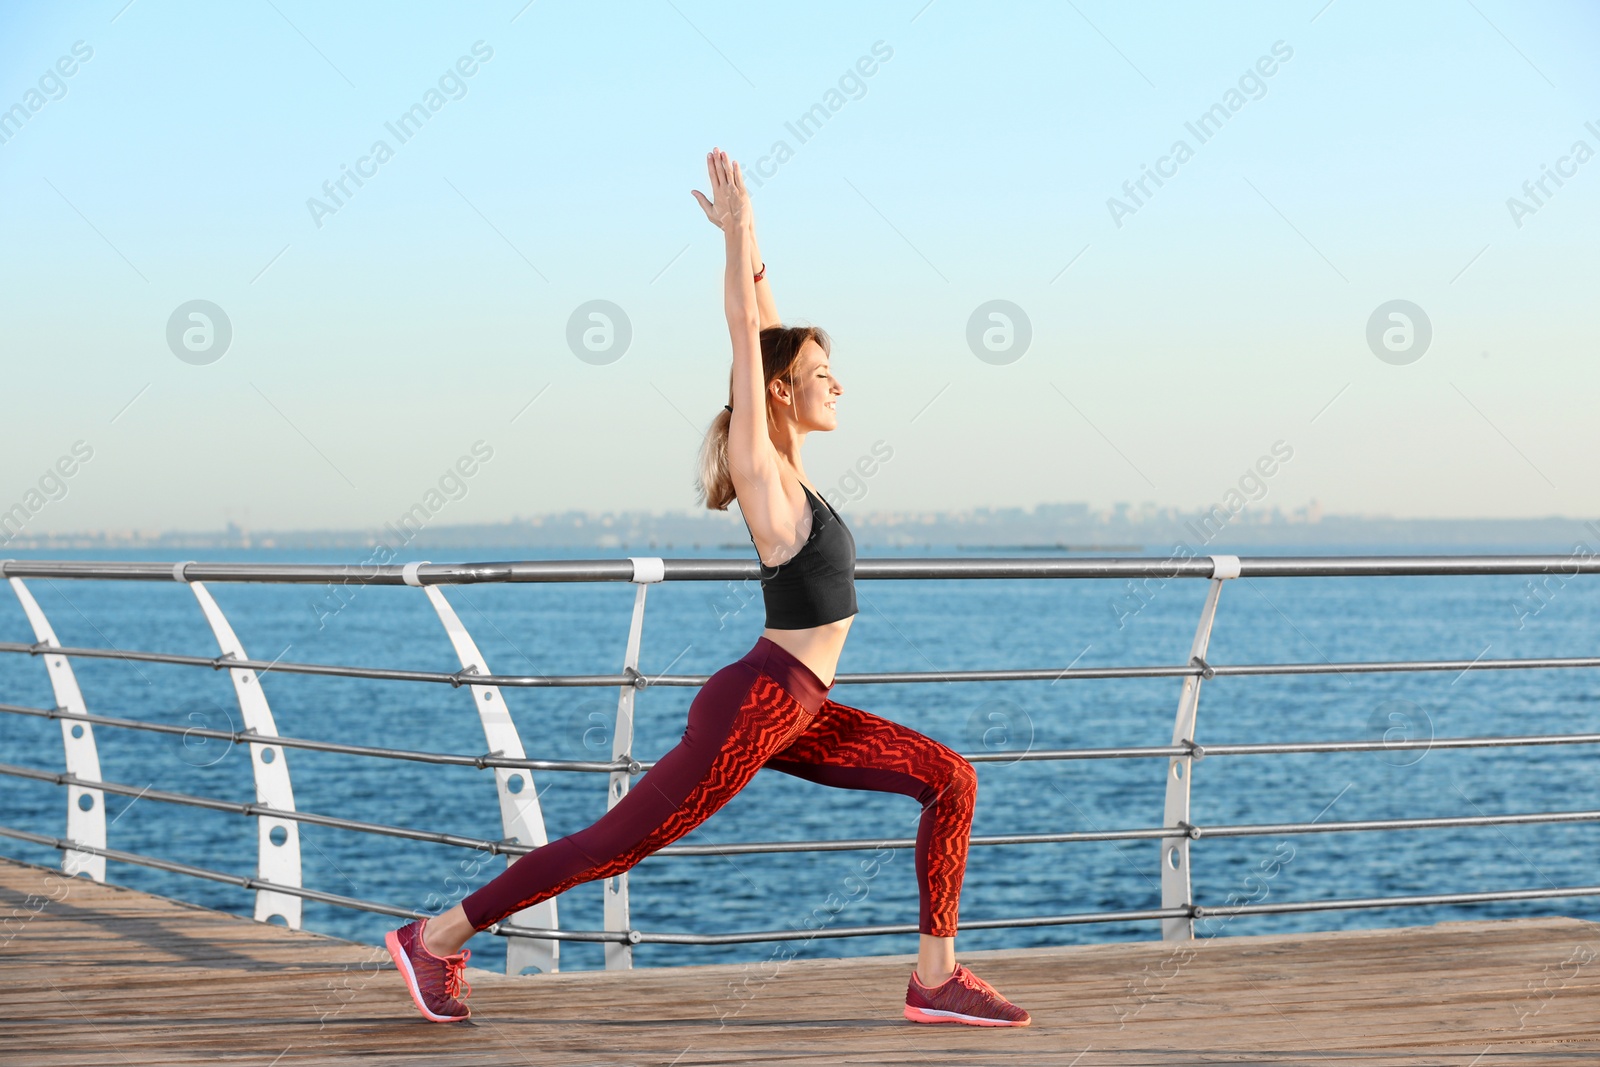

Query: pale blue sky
[[2, 0, 1597, 534]]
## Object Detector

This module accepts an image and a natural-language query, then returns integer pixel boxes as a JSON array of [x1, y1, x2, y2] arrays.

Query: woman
[[386, 149, 1030, 1028]]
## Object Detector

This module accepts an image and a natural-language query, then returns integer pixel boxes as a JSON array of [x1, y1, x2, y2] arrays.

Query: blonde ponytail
[[695, 404, 737, 510]]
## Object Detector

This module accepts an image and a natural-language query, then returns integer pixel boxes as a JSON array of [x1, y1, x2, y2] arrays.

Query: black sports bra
[[740, 480, 857, 629]]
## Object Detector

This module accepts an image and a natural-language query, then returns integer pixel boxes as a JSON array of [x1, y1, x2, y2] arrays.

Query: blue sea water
[[1, 542, 1596, 976]]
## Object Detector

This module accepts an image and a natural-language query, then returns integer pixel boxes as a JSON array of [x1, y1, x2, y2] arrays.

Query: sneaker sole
[[385, 928, 471, 1023], [904, 1004, 1030, 1027]]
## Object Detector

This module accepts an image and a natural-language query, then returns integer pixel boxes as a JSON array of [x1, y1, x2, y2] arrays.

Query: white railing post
[[1159, 554, 1240, 940], [181, 566, 303, 928], [604, 557, 662, 970], [6, 573, 106, 881], [409, 565, 559, 976]]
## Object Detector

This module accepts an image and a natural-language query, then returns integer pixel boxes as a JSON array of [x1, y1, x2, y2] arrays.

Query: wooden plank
[[3, 855, 1599, 1065]]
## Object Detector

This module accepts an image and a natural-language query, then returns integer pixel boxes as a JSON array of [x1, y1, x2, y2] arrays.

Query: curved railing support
[[6, 574, 106, 881], [1160, 554, 1239, 940], [601, 557, 661, 970], [410, 568, 558, 976], [181, 568, 303, 928]]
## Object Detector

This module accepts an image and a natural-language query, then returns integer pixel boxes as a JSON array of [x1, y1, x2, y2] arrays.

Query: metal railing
[[1, 553, 1597, 974]]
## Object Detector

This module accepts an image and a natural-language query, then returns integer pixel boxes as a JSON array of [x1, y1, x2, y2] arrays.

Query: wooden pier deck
[[3, 855, 1598, 1065]]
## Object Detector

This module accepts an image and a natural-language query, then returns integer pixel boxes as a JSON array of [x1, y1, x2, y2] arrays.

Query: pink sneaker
[[385, 917, 473, 1022], [904, 963, 1031, 1026]]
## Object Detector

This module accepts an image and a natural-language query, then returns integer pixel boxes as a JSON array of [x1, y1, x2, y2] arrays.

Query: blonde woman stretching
[[385, 149, 1030, 1028]]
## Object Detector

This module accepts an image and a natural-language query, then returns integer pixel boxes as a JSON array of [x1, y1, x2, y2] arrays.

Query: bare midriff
[[761, 614, 854, 688]]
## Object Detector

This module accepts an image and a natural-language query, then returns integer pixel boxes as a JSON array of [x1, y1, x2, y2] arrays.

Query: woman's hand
[[691, 148, 752, 232], [695, 147, 778, 327]]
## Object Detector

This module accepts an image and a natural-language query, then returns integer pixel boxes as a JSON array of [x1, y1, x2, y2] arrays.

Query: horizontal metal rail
[[0, 701, 621, 774], [666, 807, 1600, 851], [8, 702, 1600, 787], [6, 702, 1600, 781], [511, 879, 1600, 944], [0, 762, 524, 855], [525, 907, 1201, 945], [0, 823, 429, 923], [3, 639, 1599, 691], [7, 821, 1597, 946], [5, 554, 1599, 584], [9, 761, 1600, 858], [0, 820, 1188, 941], [1192, 884, 1600, 919]]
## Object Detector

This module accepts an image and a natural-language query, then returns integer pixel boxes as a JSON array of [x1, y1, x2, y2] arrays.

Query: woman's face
[[771, 339, 842, 431]]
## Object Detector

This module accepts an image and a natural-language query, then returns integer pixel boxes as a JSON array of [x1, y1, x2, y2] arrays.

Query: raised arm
[[705, 151, 765, 430], [694, 154, 779, 330], [694, 149, 799, 551]]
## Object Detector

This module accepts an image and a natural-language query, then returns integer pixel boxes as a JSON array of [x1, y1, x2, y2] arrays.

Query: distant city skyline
[[3, 2, 1597, 539], [13, 496, 1600, 557]]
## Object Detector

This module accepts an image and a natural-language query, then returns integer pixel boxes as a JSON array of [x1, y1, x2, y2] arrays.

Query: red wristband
[[753, 262, 767, 283]]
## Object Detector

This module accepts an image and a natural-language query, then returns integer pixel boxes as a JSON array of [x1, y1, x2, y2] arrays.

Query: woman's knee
[[926, 746, 977, 810], [951, 753, 978, 802]]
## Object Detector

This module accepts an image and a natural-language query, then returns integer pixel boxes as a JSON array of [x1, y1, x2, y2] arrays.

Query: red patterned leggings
[[459, 636, 977, 937]]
